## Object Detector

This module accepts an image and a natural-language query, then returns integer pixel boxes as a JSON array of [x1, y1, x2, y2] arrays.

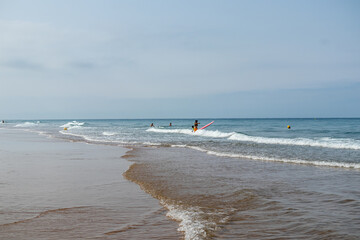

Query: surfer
[[193, 120, 200, 132], [150, 123, 154, 127]]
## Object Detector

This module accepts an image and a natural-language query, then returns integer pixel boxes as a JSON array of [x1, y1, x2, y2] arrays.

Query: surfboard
[[199, 121, 214, 130]]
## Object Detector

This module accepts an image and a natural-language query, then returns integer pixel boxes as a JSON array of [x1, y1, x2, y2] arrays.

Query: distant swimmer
[[150, 123, 154, 127], [169, 123, 172, 127], [193, 120, 200, 132], [1, 120, 4, 124]]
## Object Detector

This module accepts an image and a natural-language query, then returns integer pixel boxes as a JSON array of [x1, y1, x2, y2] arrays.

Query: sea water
[[9, 118, 360, 168], [2, 118, 360, 239]]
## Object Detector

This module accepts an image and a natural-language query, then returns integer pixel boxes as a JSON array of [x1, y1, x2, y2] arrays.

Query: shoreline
[[0, 128, 181, 239], [1, 123, 360, 239]]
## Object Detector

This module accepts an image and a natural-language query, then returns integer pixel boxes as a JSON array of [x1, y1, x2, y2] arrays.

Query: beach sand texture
[[0, 129, 180, 239], [1, 127, 359, 240]]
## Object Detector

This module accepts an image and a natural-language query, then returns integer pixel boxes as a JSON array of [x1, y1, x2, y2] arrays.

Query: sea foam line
[[160, 200, 227, 240], [59, 130, 142, 146], [172, 145, 360, 169], [60, 121, 86, 130], [228, 134, 360, 150], [15, 121, 40, 127], [148, 128, 360, 150], [206, 151, 360, 169], [102, 131, 117, 136], [146, 128, 234, 138]]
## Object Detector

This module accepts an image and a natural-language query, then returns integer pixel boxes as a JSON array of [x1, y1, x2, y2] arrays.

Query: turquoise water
[[5, 118, 360, 169]]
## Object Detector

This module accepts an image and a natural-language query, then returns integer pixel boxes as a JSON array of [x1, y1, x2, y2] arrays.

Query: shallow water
[[1, 119, 360, 239], [125, 147, 360, 239], [8, 118, 360, 169]]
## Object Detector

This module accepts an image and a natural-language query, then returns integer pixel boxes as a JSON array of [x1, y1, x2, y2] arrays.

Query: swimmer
[[193, 120, 200, 132]]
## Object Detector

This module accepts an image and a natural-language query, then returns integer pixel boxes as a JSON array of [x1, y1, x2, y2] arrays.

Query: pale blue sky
[[0, 0, 359, 119]]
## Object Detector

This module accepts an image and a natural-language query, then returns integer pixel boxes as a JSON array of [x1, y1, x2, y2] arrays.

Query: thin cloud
[[2, 59, 43, 70], [69, 61, 97, 69]]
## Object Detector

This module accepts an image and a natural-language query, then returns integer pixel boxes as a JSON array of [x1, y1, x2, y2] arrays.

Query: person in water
[[169, 123, 172, 127], [150, 123, 154, 127], [193, 120, 200, 132]]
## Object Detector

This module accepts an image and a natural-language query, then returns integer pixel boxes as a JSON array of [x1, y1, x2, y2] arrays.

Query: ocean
[[1, 118, 360, 239]]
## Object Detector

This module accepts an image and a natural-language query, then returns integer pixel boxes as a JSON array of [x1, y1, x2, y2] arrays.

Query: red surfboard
[[199, 121, 214, 130]]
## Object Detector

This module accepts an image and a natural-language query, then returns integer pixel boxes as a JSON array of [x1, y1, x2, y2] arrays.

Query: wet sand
[[1, 128, 359, 240], [0, 129, 181, 239]]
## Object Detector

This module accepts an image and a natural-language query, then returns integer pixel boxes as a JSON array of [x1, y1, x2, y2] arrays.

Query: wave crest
[[102, 131, 117, 136], [146, 128, 235, 138], [147, 128, 360, 150], [60, 121, 85, 130], [229, 133, 360, 150], [161, 200, 228, 240], [15, 121, 39, 127]]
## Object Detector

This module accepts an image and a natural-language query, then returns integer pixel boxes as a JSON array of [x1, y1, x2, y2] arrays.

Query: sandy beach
[[1, 119, 359, 240], [0, 129, 180, 239], [1, 0, 359, 238]]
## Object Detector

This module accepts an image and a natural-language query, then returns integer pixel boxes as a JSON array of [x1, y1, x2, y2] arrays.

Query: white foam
[[102, 131, 117, 136], [195, 130, 235, 138], [187, 146, 360, 169], [187, 146, 208, 153], [147, 127, 360, 150], [15, 122, 38, 127], [171, 144, 187, 148], [147, 128, 193, 135], [160, 200, 218, 240], [60, 121, 85, 129], [59, 130, 138, 145], [146, 128, 234, 138], [229, 133, 360, 150], [142, 142, 162, 146]]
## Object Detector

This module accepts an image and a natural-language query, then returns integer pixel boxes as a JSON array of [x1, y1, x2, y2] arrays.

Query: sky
[[0, 0, 359, 119]]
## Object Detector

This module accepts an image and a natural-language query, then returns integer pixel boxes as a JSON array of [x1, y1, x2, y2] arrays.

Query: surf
[[228, 133, 360, 150], [60, 121, 86, 130], [15, 121, 40, 127], [147, 127, 360, 150], [146, 128, 235, 138]]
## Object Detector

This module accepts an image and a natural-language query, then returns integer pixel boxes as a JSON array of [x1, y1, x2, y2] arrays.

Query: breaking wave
[[102, 131, 117, 136], [60, 121, 85, 130], [160, 200, 226, 240], [15, 121, 40, 127], [228, 133, 360, 150], [146, 128, 234, 138], [147, 128, 360, 150]]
